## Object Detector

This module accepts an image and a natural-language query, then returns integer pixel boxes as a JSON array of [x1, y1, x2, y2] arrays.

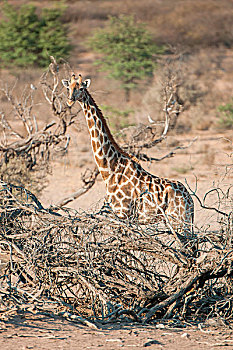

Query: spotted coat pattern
[[62, 75, 194, 238]]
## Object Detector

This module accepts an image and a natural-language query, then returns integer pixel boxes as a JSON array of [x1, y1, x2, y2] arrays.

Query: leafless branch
[[122, 74, 190, 163]]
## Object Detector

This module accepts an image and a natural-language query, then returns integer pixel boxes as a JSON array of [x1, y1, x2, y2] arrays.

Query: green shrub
[[88, 15, 165, 101], [38, 8, 71, 64], [0, 3, 71, 67], [217, 101, 233, 129]]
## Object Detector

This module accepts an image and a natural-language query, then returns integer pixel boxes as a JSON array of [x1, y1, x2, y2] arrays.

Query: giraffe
[[62, 74, 195, 254]]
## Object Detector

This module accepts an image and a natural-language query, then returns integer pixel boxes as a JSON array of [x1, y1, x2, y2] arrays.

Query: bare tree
[[0, 57, 80, 194]]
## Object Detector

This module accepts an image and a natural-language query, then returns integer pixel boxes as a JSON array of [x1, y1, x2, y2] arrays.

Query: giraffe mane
[[86, 91, 140, 164]]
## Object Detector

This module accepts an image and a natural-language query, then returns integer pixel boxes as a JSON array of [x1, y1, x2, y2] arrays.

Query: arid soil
[[1, 313, 233, 350]]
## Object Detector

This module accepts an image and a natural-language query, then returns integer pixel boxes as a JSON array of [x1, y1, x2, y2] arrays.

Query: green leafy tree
[[38, 8, 71, 64], [0, 4, 40, 66], [88, 15, 164, 101], [0, 3, 70, 67]]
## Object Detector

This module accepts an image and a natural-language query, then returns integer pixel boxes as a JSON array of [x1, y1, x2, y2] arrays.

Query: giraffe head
[[62, 74, 91, 107]]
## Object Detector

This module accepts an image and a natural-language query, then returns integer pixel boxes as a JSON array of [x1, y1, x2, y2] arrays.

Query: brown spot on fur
[[120, 157, 128, 167], [100, 170, 109, 180], [88, 119, 94, 129], [160, 184, 165, 191], [98, 148, 103, 157], [116, 191, 124, 199], [92, 141, 97, 153], [108, 184, 117, 193], [91, 107, 95, 114], [117, 165, 126, 174], [148, 180, 153, 192], [109, 158, 117, 169], [101, 158, 108, 168], [146, 175, 152, 183], [108, 175, 115, 186], [135, 168, 142, 180], [118, 175, 127, 185], [140, 170, 147, 179], [103, 144, 109, 155], [155, 185, 162, 203], [120, 184, 131, 197], [97, 119, 102, 129], [124, 166, 133, 178], [94, 129, 99, 138]]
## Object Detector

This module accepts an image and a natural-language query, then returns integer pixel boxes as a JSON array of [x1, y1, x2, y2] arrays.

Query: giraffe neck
[[78, 91, 130, 181]]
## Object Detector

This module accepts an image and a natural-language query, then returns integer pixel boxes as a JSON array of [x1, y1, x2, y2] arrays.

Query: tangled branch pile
[[0, 181, 232, 327]]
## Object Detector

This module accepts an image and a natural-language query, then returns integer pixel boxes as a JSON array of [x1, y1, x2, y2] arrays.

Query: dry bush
[[141, 47, 233, 133], [0, 174, 232, 326], [140, 58, 201, 133], [0, 57, 80, 195]]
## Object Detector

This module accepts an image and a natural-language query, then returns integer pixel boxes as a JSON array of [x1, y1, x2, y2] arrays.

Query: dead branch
[[130, 137, 197, 163], [143, 266, 233, 323], [185, 179, 229, 217], [122, 74, 190, 163], [0, 57, 81, 193]]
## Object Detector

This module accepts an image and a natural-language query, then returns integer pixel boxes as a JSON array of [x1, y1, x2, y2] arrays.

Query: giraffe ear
[[83, 79, 91, 88], [62, 79, 69, 88]]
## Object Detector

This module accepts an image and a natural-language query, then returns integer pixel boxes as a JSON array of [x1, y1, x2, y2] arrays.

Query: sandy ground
[[1, 313, 233, 350]]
